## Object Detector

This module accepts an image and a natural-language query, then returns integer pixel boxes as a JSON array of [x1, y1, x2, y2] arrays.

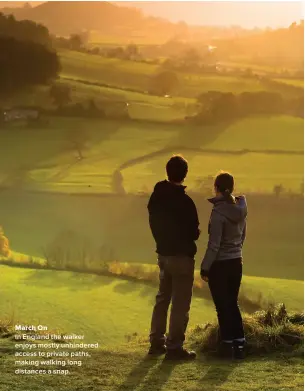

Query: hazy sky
[[124, 1, 304, 28], [0, 1, 304, 28]]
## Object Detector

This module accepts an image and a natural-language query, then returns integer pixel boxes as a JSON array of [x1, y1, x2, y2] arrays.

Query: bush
[[50, 84, 71, 109], [188, 303, 304, 355], [56, 101, 105, 119], [0, 227, 10, 258], [239, 91, 284, 115], [194, 90, 300, 125], [149, 71, 179, 96]]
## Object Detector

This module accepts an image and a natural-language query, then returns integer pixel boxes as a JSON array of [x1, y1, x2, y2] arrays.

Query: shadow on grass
[[113, 280, 140, 294], [197, 357, 238, 390], [136, 359, 182, 391], [118, 355, 238, 391], [21, 269, 113, 290], [116, 354, 161, 391]]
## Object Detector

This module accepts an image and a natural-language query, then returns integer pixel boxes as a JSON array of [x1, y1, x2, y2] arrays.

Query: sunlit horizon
[[0, 1, 303, 28]]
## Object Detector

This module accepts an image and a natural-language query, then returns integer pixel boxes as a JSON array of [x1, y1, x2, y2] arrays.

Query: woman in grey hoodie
[[200, 172, 247, 359]]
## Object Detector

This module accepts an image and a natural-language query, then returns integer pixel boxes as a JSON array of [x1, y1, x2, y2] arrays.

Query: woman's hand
[[200, 269, 209, 282]]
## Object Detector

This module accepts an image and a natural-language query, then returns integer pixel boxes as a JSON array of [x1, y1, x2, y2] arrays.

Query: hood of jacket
[[148, 180, 186, 212], [208, 195, 248, 223]]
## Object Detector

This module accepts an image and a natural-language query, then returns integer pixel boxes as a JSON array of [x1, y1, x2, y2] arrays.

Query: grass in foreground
[[0, 336, 303, 391], [0, 265, 303, 347], [188, 304, 303, 355], [0, 265, 215, 346]]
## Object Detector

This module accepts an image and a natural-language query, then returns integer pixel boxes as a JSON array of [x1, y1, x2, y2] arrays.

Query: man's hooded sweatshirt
[[148, 180, 200, 258]]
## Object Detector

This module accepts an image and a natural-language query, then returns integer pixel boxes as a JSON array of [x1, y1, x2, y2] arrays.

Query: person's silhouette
[[147, 155, 200, 360]]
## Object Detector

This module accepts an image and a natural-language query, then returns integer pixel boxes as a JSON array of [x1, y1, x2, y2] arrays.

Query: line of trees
[[54, 33, 143, 62], [194, 91, 304, 124], [0, 12, 52, 47]]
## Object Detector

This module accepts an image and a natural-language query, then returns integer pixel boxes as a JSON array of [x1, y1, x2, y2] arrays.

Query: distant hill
[[0, 1, 177, 37]]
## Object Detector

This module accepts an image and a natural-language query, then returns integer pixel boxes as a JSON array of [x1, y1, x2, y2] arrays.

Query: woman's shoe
[[233, 341, 245, 360]]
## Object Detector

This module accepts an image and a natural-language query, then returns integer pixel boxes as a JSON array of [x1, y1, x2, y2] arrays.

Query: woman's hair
[[214, 171, 236, 204]]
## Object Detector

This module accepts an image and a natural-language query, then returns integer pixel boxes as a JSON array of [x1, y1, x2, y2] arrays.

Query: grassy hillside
[[1, 192, 302, 280], [59, 50, 279, 98], [124, 151, 303, 194], [0, 116, 303, 194], [10, 79, 196, 122], [0, 336, 303, 391], [0, 265, 214, 346], [205, 116, 304, 152], [0, 115, 303, 280], [0, 265, 303, 346]]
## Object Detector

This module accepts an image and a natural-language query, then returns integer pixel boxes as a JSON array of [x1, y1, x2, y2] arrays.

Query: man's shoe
[[233, 341, 245, 360], [217, 342, 233, 359], [165, 348, 196, 361], [148, 345, 166, 355]]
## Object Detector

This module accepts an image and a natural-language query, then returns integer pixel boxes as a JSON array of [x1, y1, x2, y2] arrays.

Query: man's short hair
[[166, 155, 188, 183]]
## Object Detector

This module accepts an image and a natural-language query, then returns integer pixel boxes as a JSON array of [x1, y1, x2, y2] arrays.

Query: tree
[[125, 44, 139, 60], [69, 34, 83, 51], [239, 91, 283, 115], [273, 184, 284, 198], [0, 13, 52, 47], [0, 226, 10, 258], [197, 91, 238, 123], [66, 128, 89, 160], [49, 84, 71, 109], [0, 36, 60, 99], [150, 71, 179, 96], [182, 48, 201, 66]]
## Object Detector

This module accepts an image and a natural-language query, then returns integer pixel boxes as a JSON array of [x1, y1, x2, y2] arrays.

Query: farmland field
[[0, 8, 304, 391], [59, 50, 282, 98], [0, 108, 303, 282], [0, 190, 303, 280], [0, 265, 303, 346], [0, 115, 303, 194]]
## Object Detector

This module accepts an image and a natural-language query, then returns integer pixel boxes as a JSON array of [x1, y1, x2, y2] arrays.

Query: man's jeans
[[150, 255, 195, 350], [208, 258, 245, 342]]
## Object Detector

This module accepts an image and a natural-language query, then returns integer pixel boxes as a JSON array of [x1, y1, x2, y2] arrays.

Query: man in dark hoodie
[[147, 155, 200, 360]]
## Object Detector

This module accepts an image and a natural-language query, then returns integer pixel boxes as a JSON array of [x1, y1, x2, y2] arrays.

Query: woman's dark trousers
[[208, 258, 245, 342]]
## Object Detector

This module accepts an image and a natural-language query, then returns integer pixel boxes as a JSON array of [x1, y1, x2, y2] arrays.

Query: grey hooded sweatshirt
[[201, 195, 247, 273]]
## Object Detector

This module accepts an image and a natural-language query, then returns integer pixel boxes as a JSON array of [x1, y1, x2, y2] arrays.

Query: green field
[[59, 50, 280, 98], [0, 265, 303, 391], [0, 191, 302, 280], [0, 266, 303, 346], [0, 24, 304, 391], [0, 112, 303, 281], [205, 116, 304, 152], [0, 115, 303, 194], [274, 78, 304, 87]]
